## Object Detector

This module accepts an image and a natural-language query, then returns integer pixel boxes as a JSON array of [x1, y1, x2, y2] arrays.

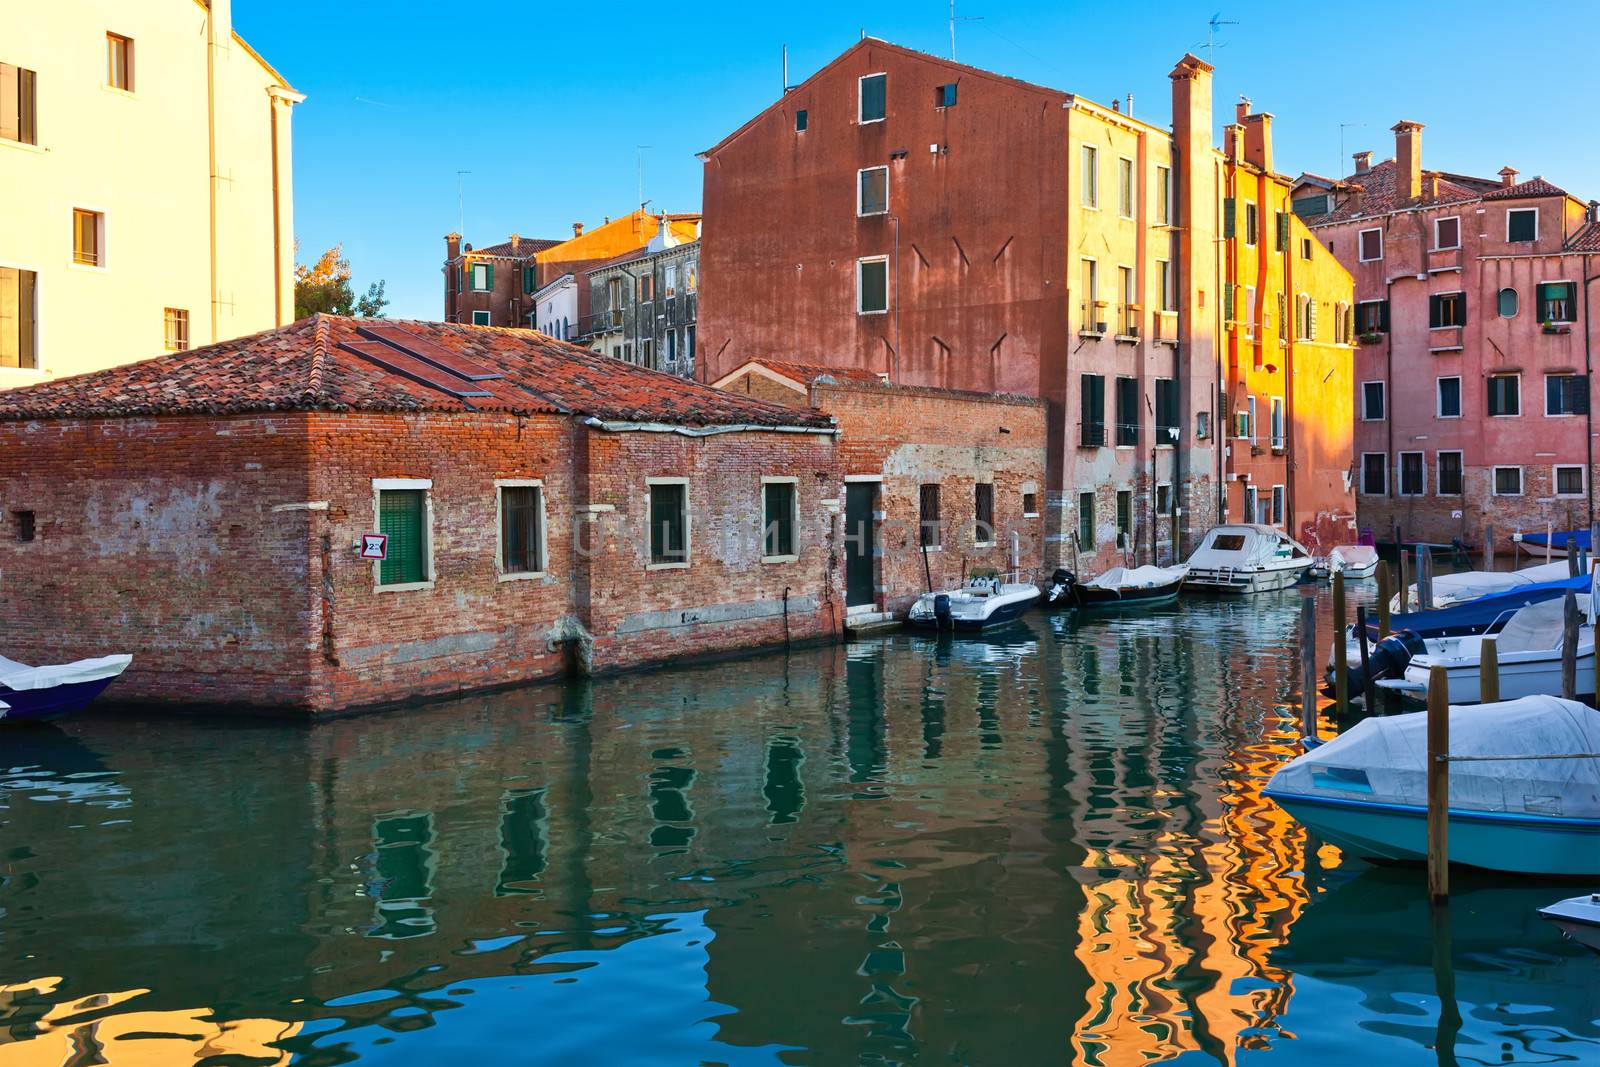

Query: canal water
[[2, 589, 1597, 1065]]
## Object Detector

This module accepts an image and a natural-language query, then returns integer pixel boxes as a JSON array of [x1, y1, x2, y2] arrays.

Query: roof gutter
[[581, 417, 838, 437]]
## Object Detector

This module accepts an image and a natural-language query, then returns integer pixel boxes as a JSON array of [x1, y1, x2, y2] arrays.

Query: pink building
[[1293, 123, 1600, 547]]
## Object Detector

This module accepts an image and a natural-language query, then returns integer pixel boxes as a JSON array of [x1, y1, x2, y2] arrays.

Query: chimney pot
[[509, 232, 520, 253], [1242, 112, 1274, 174], [1353, 150, 1372, 175], [1391, 120, 1424, 201], [572, 222, 584, 237], [1498, 166, 1520, 188], [1112, 98, 1121, 112], [445, 232, 462, 260], [1235, 96, 1251, 123]]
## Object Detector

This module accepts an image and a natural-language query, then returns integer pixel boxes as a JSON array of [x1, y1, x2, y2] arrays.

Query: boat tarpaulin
[[1085, 565, 1184, 591], [1267, 696, 1600, 819], [1402, 561, 1574, 610], [1330, 545, 1379, 569], [0, 654, 132, 692], [1380, 573, 1591, 637]]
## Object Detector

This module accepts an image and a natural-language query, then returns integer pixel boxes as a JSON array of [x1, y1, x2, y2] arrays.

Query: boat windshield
[[1211, 534, 1247, 551]]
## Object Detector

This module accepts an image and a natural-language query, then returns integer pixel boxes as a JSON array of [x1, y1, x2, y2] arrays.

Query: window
[[935, 83, 957, 108], [0, 267, 38, 369], [1117, 157, 1134, 218], [1118, 266, 1136, 335], [1498, 287, 1519, 318], [686, 325, 696, 360], [665, 329, 677, 363], [1271, 485, 1285, 525], [857, 257, 888, 314], [1223, 197, 1236, 238], [648, 481, 689, 565], [106, 33, 132, 91], [919, 484, 941, 547], [1156, 260, 1175, 311], [1248, 395, 1258, 443], [1556, 465, 1586, 497], [1116, 490, 1132, 544], [638, 273, 654, 302], [1155, 166, 1171, 224], [1022, 491, 1038, 517], [641, 338, 655, 368], [498, 483, 544, 576], [376, 484, 430, 588], [1155, 378, 1179, 444], [1080, 373, 1105, 446], [1333, 302, 1352, 344], [1429, 291, 1466, 328], [795, 109, 808, 132], [1355, 299, 1389, 335], [974, 483, 994, 543], [1507, 208, 1537, 243], [469, 262, 491, 291], [858, 166, 888, 216], [1546, 373, 1588, 416], [1361, 381, 1385, 421], [1245, 485, 1260, 525], [72, 209, 104, 266], [1115, 376, 1138, 446], [1156, 483, 1172, 514], [762, 479, 797, 560], [686, 262, 697, 292], [664, 264, 678, 298], [1275, 211, 1290, 252], [1294, 193, 1332, 218], [163, 308, 189, 351], [1080, 258, 1098, 327], [1361, 453, 1387, 496], [1300, 236, 1313, 260], [1244, 284, 1257, 336], [1296, 294, 1315, 340], [1437, 451, 1463, 495], [1081, 145, 1098, 207], [471, 310, 491, 326], [859, 73, 886, 123], [1487, 374, 1520, 417], [1358, 227, 1383, 262], [1269, 396, 1285, 450], [1537, 282, 1577, 323], [1399, 451, 1425, 496], [1493, 466, 1523, 496], [1244, 201, 1258, 246], [1437, 376, 1461, 418], [0, 63, 37, 145], [1434, 216, 1460, 250], [12, 510, 35, 543], [1078, 492, 1095, 548]]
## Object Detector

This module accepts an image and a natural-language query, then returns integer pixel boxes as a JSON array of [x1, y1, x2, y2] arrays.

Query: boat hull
[[1267, 791, 1600, 876], [0, 677, 119, 723], [1540, 895, 1600, 953], [904, 596, 1035, 631], [1394, 648, 1597, 704], [1046, 579, 1183, 611], [1185, 561, 1310, 594]]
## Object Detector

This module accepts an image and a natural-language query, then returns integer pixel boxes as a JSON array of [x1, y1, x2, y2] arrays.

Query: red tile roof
[[1301, 159, 1494, 223], [745, 359, 883, 386], [1482, 175, 1570, 201], [0, 316, 834, 429], [465, 237, 562, 259], [1569, 221, 1600, 253]]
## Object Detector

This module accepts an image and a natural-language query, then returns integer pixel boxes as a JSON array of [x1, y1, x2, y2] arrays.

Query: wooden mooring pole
[[1398, 548, 1410, 613], [1332, 572, 1348, 712], [1357, 605, 1376, 707], [1479, 636, 1500, 705], [1569, 539, 1580, 579], [1484, 524, 1495, 570], [1562, 590, 1580, 701], [1427, 663, 1450, 903], [1300, 597, 1317, 744], [1376, 561, 1391, 637], [1416, 545, 1431, 610]]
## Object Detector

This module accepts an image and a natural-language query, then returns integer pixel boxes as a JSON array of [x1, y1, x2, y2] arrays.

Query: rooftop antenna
[[949, 0, 982, 60], [1339, 122, 1365, 177], [635, 146, 652, 214], [1205, 12, 1238, 65], [456, 170, 471, 238], [782, 44, 789, 93]]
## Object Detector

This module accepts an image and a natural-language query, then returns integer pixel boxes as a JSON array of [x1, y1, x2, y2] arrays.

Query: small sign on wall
[[1451, 510, 1463, 520], [359, 534, 388, 560]]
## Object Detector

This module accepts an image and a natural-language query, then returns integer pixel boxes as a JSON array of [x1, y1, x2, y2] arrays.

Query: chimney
[[1498, 166, 1520, 188], [1242, 112, 1274, 173], [1224, 124, 1243, 163], [1425, 173, 1439, 199], [1392, 120, 1424, 201], [1169, 53, 1217, 385], [1125, 92, 1133, 117], [1588, 199, 1598, 223], [1352, 150, 1372, 175], [572, 221, 584, 237], [1235, 96, 1251, 123], [445, 232, 461, 260], [1111, 98, 1121, 113]]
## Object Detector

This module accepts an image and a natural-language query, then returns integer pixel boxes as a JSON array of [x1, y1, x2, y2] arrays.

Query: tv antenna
[[635, 146, 652, 213], [1205, 13, 1238, 64], [1339, 122, 1365, 176], [949, 0, 982, 60], [456, 170, 471, 237]]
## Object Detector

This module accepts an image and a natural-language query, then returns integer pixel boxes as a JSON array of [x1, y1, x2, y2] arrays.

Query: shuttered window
[[0, 63, 38, 145], [1537, 282, 1577, 323], [1080, 373, 1105, 446], [1115, 376, 1139, 446], [1545, 374, 1588, 416], [500, 485, 543, 574], [1437, 452, 1463, 495], [919, 484, 941, 547], [1428, 291, 1466, 328], [859, 73, 886, 123], [1078, 492, 1095, 548], [649, 483, 688, 564], [0, 267, 38, 369], [1222, 197, 1236, 238], [379, 489, 428, 586], [974, 483, 994, 542], [1487, 374, 1520, 417], [763, 481, 796, 558]]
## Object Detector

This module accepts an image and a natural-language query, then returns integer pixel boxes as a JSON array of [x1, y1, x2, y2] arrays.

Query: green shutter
[[1276, 211, 1290, 251], [485, 263, 495, 290], [1223, 197, 1236, 238], [379, 489, 427, 585], [1222, 282, 1234, 320]]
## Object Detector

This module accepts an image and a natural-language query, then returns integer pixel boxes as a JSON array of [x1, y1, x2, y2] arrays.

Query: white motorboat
[[1377, 594, 1594, 704], [1391, 560, 1571, 613], [1183, 524, 1312, 594], [1310, 544, 1379, 580], [1265, 696, 1600, 876], [906, 576, 1039, 631], [1539, 893, 1600, 953]]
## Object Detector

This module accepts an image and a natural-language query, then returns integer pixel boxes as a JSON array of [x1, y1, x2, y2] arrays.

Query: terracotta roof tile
[[1569, 221, 1600, 253], [1482, 175, 1569, 200], [465, 237, 562, 259], [1302, 159, 1491, 224], [747, 359, 883, 386], [0, 316, 834, 429]]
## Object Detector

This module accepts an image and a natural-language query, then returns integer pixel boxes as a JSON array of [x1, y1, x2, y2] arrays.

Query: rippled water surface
[[2, 589, 1597, 1065]]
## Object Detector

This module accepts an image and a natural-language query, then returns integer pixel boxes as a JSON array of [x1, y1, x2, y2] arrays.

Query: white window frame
[[1243, 201, 1258, 246], [1270, 484, 1285, 526], [1269, 396, 1285, 450], [495, 479, 548, 581], [1247, 395, 1258, 444], [1360, 452, 1388, 496], [1081, 144, 1099, 208], [1117, 156, 1135, 219], [371, 478, 435, 594], [1506, 207, 1539, 242], [645, 476, 691, 570], [471, 310, 491, 326], [1491, 465, 1524, 497], [1554, 464, 1587, 499], [856, 166, 889, 217], [1436, 375, 1462, 419], [1433, 215, 1461, 251], [1244, 484, 1259, 524], [469, 262, 491, 291], [69, 206, 109, 271], [759, 475, 800, 564], [1358, 226, 1383, 263], [856, 256, 889, 315], [1155, 259, 1175, 311], [1538, 279, 1579, 324], [858, 72, 886, 125], [1436, 450, 1464, 496], [1360, 380, 1385, 422], [1545, 372, 1584, 417], [1488, 372, 1521, 418], [1397, 450, 1427, 497]]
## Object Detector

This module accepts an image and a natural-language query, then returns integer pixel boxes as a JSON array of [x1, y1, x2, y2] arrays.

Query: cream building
[[0, 0, 300, 387]]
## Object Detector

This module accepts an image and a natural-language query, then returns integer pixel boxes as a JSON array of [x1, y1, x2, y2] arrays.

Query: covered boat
[[1392, 560, 1571, 612], [1264, 696, 1600, 876], [1183, 524, 1311, 593], [1519, 529, 1590, 552], [1310, 544, 1380, 580], [906, 576, 1039, 631], [1041, 565, 1185, 610], [0, 654, 132, 722], [1540, 893, 1600, 953]]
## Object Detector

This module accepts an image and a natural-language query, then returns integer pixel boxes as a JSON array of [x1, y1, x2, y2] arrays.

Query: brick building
[[1293, 124, 1600, 546], [714, 358, 1048, 617], [696, 39, 1355, 570], [579, 232, 701, 380], [0, 316, 842, 714]]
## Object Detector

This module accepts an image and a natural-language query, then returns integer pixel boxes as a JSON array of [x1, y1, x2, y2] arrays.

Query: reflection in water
[[0, 592, 1595, 1065]]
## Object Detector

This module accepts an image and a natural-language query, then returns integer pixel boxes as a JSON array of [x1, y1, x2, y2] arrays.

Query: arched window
[[1498, 287, 1519, 317]]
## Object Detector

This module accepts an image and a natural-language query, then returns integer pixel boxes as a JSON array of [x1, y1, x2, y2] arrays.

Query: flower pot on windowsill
[[1543, 322, 1572, 335], [1358, 332, 1385, 345]]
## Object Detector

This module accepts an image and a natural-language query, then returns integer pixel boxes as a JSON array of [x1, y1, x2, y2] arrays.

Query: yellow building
[[0, 0, 300, 387]]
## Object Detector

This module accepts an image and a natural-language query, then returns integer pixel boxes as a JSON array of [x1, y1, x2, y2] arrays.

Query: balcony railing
[[1116, 303, 1141, 341], [1078, 301, 1109, 337], [1114, 421, 1140, 447], [1154, 309, 1179, 345]]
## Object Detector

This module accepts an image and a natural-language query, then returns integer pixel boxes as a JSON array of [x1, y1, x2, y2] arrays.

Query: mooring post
[[1357, 605, 1375, 707], [1570, 539, 1580, 579], [1427, 663, 1450, 903], [1300, 597, 1317, 745], [1547, 522, 1555, 564], [1398, 548, 1410, 613], [1332, 572, 1349, 713], [1479, 635, 1500, 705], [1415, 545, 1429, 610], [1376, 561, 1392, 637], [1484, 524, 1495, 570], [1562, 590, 1580, 700]]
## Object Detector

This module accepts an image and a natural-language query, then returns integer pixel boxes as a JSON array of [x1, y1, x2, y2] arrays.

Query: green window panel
[[379, 488, 427, 585]]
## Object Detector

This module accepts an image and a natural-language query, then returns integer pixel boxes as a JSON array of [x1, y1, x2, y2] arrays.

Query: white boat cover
[[1401, 561, 1574, 610], [1495, 595, 1592, 654], [1329, 545, 1379, 570], [1186, 524, 1309, 571], [1268, 695, 1600, 819], [0, 654, 133, 692], [1084, 565, 1184, 591]]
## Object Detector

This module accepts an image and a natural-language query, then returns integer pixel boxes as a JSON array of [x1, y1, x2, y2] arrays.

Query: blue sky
[[239, 1, 1598, 320]]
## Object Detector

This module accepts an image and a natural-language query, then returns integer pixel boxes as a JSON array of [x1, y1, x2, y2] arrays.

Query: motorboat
[[1540, 893, 1600, 953], [1391, 560, 1571, 613], [1264, 695, 1600, 876], [1377, 594, 1594, 704], [906, 575, 1039, 631], [1310, 544, 1380, 580], [1041, 564, 1185, 610], [0, 654, 132, 722], [1183, 524, 1312, 594]]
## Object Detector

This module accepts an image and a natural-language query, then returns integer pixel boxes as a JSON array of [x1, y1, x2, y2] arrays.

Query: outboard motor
[[933, 593, 953, 630], [1334, 628, 1427, 698], [1046, 568, 1075, 607]]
